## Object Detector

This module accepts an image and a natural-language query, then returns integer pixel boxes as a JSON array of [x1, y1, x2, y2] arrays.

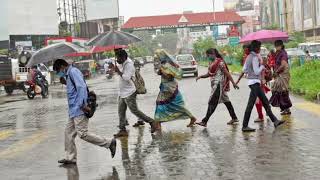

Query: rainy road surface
[[0, 64, 320, 180]]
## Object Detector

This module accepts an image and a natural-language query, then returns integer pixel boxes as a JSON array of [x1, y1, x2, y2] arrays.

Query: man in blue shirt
[[53, 59, 116, 164]]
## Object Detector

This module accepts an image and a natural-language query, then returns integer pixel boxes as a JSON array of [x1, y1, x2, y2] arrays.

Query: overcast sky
[[119, 0, 224, 20]]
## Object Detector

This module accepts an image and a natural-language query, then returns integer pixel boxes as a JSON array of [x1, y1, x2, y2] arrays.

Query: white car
[[176, 54, 198, 77]]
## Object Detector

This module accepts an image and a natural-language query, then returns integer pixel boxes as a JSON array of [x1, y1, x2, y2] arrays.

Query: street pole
[[212, 0, 215, 20]]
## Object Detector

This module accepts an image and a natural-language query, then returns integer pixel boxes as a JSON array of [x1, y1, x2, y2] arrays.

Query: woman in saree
[[270, 40, 292, 115], [153, 49, 197, 130], [196, 48, 239, 127]]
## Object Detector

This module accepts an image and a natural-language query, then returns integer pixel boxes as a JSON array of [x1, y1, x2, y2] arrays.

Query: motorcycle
[[106, 69, 114, 79], [26, 77, 49, 99], [106, 63, 115, 79]]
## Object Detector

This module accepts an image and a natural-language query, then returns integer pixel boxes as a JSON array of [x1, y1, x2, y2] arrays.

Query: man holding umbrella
[[113, 50, 156, 137], [53, 59, 117, 164]]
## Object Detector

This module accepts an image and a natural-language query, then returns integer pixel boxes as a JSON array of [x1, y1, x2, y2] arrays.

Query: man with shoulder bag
[[53, 59, 116, 165], [114, 50, 156, 137]]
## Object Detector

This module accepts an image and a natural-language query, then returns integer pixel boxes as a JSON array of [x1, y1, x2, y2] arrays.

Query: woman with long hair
[[196, 48, 239, 127], [241, 40, 285, 132], [269, 40, 292, 115], [153, 49, 197, 131]]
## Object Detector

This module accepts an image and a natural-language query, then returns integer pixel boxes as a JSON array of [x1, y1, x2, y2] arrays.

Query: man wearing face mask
[[113, 50, 156, 137], [53, 59, 116, 165]]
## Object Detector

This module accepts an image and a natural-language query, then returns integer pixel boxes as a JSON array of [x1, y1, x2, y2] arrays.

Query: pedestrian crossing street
[[0, 102, 319, 160]]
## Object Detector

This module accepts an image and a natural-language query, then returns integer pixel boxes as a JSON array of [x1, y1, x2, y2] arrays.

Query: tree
[[131, 31, 179, 56], [153, 33, 178, 54], [264, 23, 280, 30], [192, 37, 216, 60], [285, 31, 305, 48]]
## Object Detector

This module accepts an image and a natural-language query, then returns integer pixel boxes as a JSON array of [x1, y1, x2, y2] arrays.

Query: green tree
[[286, 31, 305, 48], [264, 23, 280, 30], [132, 31, 179, 55], [192, 37, 216, 60]]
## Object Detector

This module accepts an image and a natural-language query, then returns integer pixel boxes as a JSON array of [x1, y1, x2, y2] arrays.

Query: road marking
[[295, 102, 320, 117], [0, 130, 48, 159], [0, 130, 15, 141]]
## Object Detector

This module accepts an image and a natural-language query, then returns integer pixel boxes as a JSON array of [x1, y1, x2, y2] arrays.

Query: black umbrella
[[87, 31, 142, 47]]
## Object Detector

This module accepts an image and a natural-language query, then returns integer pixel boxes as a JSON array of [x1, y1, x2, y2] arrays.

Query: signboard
[[0, 0, 8, 41], [15, 41, 32, 47], [85, 0, 119, 21], [8, 0, 58, 35], [228, 26, 240, 37], [229, 37, 240, 46], [224, 0, 254, 12], [45, 37, 88, 47]]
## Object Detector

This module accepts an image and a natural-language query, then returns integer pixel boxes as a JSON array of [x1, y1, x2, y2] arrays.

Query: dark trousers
[[243, 83, 278, 128], [118, 93, 154, 130], [202, 84, 238, 123]]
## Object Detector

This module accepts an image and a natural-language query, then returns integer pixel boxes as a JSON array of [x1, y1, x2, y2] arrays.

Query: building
[[58, 0, 120, 38], [0, 0, 59, 50], [122, 11, 244, 50], [57, 0, 87, 37], [261, 0, 320, 42], [224, 0, 261, 35]]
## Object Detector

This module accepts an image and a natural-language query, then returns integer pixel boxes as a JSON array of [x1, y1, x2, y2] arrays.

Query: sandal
[[196, 121, 207, 127], [227, 119, 239, 125], [254, 118, 264, 123]]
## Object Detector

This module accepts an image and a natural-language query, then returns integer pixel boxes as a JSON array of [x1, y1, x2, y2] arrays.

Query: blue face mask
[[56, 71, 65, 78]]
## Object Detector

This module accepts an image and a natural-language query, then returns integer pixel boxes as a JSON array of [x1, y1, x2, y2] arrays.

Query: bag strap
[[68, 67, 89, 93]]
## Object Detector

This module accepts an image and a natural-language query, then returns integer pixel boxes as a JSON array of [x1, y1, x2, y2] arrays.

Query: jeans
[[118, 93, 154, 130], [202, 84, 238, 123], [243, 83, 278, 128]]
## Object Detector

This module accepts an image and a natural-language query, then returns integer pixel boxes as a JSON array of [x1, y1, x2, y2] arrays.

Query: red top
[[267, 54, 276, 68]]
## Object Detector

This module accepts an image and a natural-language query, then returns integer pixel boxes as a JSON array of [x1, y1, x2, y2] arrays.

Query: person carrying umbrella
[[240, 40, 285, 132], [113, 50, 156, 137]]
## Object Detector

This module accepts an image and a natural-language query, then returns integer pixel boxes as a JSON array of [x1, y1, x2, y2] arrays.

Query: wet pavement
[[0, 64, 320, 180]]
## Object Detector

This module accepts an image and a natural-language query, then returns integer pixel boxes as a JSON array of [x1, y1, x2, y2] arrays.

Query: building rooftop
[[122, 11, 244, 30]]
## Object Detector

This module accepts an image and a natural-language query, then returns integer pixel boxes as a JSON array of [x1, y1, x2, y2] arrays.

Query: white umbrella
[[26, 42, 85, 67]]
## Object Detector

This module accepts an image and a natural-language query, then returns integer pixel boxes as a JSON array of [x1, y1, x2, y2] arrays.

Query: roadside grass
[[290, 61, 320, 101]]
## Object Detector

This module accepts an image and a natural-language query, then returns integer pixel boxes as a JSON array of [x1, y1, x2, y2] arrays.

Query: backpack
[[132, 70, 147, 94], [69, 68, 98, 118]]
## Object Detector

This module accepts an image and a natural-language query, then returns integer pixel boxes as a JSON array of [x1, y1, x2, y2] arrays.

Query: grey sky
[[119, 0, 224, 20]]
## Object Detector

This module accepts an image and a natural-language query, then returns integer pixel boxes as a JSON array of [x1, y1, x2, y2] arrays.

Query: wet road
[[0, 64, 320, 180]]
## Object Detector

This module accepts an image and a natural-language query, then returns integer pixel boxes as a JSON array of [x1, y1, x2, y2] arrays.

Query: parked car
[[286, 48, 306, 57], [145, 56, 154, 63], [298, 42, 320, 58], [176, 54, 198, 77], [74, 60, 96, 79], [134, 57, 145, 67]]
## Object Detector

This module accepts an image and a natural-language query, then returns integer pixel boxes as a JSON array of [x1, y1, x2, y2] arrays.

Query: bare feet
[[187, 117, 197, 127]]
